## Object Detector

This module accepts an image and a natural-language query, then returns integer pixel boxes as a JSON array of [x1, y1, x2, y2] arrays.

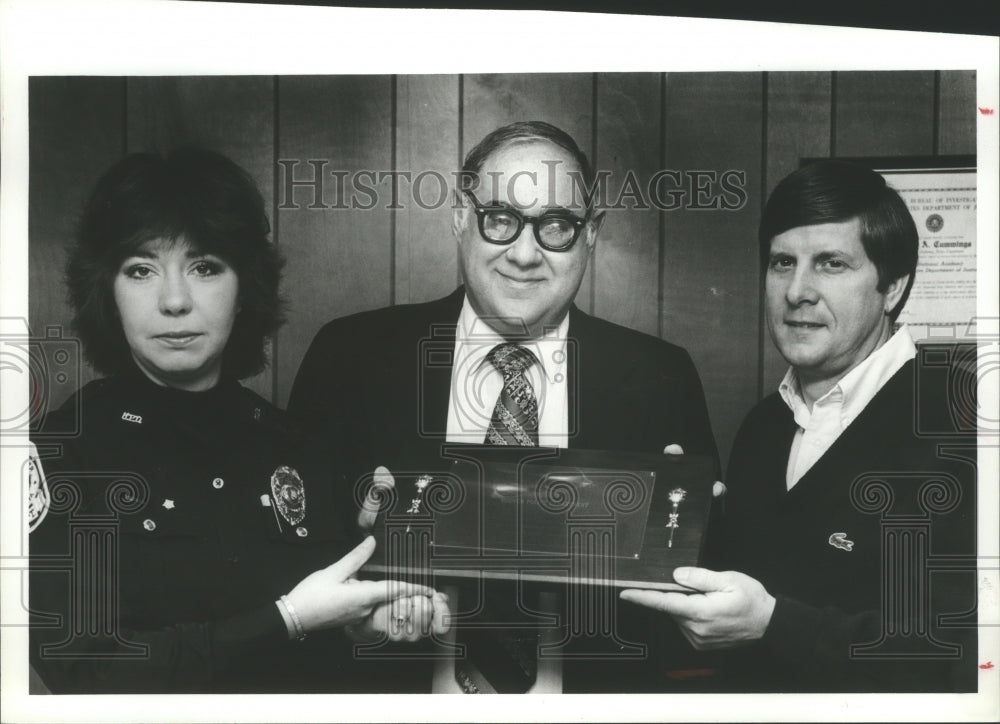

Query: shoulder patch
[[27, 442, 51, 532]]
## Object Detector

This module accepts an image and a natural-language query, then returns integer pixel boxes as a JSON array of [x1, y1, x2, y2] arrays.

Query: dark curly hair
[[759, 160, 919, 322], [67, 147, 285, 379]]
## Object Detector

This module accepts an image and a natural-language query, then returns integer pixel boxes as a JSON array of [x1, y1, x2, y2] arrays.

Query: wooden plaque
[[361, 445, 715, 590]]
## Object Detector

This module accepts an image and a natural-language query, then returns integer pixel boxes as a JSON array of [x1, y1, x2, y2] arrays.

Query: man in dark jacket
[[289, 121, 719, 693], [621, 160, 978, 692]]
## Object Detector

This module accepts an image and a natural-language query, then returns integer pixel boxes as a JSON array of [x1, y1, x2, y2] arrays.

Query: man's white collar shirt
[[446, 297, 569, 447], [779, 325, 917, 490]]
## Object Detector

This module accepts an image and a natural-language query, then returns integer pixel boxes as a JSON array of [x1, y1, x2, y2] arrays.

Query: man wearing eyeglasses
[[288, 121, 718, 693]]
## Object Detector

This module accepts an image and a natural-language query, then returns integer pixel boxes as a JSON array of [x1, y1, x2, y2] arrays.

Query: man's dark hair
[[759, 160, 919, 321], [67, 147, 285, 379], [460, 121, 597, 208]]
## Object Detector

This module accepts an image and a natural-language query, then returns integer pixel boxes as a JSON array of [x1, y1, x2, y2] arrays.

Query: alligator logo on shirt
[[828, 532, 855, 552]]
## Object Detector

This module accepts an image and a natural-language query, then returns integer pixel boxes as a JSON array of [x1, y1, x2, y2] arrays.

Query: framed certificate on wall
[[804, 156, 977, 342]]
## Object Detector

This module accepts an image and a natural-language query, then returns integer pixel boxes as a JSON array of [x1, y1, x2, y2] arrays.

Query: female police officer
[[28, 148, 447, 693]]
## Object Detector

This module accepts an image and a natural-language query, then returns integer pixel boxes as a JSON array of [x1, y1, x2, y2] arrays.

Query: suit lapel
[[394, 288, 465, 451], [565, 313, 579, 445], [419, 321, 457, 442], [566, 306, 639, 450]]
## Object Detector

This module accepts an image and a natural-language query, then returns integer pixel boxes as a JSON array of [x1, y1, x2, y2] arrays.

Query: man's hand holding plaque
[[621, 568, 776, 650], [618, 442, 768, 651]]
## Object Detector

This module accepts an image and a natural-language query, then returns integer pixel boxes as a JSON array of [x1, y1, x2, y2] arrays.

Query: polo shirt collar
[[778, 324, 917, 430]]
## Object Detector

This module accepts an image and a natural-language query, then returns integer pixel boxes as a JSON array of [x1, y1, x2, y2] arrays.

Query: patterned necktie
[[484, 343, 539, 447], [455, 343, 541, 694]]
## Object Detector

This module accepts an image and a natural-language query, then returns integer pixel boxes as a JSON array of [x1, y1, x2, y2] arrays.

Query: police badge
[[270, 465, 306, 526]]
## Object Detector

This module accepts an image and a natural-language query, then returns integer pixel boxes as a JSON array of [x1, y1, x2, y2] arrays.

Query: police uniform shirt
[[29, 366, 357, 693]]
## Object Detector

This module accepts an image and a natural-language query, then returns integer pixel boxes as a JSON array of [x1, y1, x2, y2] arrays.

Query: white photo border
[[1, 1, 997, 722]]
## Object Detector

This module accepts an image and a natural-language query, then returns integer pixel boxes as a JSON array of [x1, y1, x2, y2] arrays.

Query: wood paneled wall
[[28, 71, 977, 468]]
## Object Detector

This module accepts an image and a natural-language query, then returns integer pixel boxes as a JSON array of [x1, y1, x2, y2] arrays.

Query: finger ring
[[394, 615, 407, 625]]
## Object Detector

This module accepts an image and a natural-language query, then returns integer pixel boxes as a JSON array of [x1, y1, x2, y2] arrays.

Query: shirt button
[[142, 519, 156, 531], [212, 477, 225, 489], [295, 526, 308, 537]]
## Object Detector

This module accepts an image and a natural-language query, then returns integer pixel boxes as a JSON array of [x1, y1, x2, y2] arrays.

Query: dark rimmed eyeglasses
[[462, 190, 590, 252]]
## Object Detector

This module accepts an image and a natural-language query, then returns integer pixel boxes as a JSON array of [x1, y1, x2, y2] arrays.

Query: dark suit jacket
[[288, 287, 720, 692], [289, 287, 718, 466], [715, 354, 977, 692]]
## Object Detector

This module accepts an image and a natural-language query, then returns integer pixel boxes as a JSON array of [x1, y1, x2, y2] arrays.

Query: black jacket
[[29, 367, 357, 693]]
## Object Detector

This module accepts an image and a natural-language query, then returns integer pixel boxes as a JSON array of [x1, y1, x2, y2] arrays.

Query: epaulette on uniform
[[34, 377, 116, 436]]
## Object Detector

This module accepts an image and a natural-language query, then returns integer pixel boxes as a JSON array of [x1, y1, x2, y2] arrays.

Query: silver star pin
[[162, 499, 175, 510]]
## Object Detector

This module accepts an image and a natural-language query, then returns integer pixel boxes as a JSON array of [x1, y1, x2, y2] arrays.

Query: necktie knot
[[484, 343, 539, 447], [488, 343, 538, 379]]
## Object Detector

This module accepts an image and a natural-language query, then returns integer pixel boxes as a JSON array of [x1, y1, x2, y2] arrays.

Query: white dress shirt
[[445, 297, 569, 447], [779, 325, 917, 489]]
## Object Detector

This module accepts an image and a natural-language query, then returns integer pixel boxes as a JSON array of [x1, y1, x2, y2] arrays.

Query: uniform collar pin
[[162, 499, 175, 510]]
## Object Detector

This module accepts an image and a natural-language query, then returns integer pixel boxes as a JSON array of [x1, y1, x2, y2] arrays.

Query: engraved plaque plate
[[362, 445, 716, 590]]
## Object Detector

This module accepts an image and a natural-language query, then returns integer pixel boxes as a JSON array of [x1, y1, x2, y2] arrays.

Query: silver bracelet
[[279, 595, 307, 641]]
